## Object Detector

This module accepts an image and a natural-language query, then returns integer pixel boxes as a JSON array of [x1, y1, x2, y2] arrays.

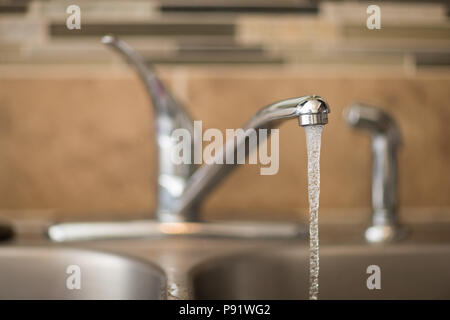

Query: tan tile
[[0, 69, 448, 223]]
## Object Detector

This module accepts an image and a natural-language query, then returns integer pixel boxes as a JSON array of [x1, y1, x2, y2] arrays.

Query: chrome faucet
[[47, 36, 330, 241], [102, 35, 196, 222], [344, 103, 405, 243], [102, 35, 330, 222]]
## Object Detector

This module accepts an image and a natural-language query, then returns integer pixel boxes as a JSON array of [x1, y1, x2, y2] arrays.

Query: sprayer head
[[297, 95, 330, 127]]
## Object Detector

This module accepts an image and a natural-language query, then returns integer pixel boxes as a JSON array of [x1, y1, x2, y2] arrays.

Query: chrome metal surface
[[47, 37, 330, 241], [102, 35, 329, 222], [5, 221, 450, 300], [0, 246, 165, 299], [102, 35, 196, 222], [175, 95, 330, 216], [297, 97, 330, 126], [344, 103, 404, 243], [48, 220, 306, 242], [192, 244, 450, 299]]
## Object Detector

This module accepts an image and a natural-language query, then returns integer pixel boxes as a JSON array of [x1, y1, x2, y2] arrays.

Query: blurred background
[[0, 0, 449, 224]]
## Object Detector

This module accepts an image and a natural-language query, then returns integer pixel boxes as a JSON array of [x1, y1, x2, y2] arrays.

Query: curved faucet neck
[[175, 96, 330, 217]]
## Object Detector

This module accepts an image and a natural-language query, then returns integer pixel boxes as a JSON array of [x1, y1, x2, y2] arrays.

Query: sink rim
[[190, 243, 450, 299], [190, 242, 450, 272], [0, 244, 167, 278], [0, 244, 168, 300]]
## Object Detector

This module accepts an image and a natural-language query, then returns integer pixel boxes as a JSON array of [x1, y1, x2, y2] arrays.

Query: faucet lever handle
[[102, 35, 196, 222]]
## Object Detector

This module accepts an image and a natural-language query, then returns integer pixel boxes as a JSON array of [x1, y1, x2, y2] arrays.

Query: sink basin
[[192, 244, 450, 299], [0, 246, 165, 299]]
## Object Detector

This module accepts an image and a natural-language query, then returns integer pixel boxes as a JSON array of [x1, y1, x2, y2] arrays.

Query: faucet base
[[47, 220, 307, 242], [365, 224, 407, 244]]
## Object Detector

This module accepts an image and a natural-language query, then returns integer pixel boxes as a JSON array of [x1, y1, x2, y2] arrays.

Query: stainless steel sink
[[192, 244, 450, 299], [0, 246, 165, 299], [2, 222, 450, 300]]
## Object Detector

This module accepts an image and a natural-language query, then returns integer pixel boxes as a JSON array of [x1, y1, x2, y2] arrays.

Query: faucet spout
[[175, 95, 330, 217]]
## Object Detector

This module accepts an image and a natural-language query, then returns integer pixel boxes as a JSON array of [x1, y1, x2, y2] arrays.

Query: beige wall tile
[[0, 68, 449, 223]]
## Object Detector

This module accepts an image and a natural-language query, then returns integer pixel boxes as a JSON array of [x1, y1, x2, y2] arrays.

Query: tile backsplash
[[0, 66, 448, 223]]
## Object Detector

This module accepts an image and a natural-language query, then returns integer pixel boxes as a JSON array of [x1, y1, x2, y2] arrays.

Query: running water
[[305, 125, 324, 300]]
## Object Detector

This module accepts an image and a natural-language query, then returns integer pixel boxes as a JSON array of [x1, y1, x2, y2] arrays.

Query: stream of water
[[305, 125, 324, 300]]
